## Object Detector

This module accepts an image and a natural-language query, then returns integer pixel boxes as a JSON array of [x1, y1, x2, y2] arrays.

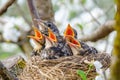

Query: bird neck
[[32, 39, 43, 51], [45, 37, 54, 49], [69, 45, 80, 56]]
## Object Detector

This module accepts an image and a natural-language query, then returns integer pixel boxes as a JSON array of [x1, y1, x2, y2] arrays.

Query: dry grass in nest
[[19, 53, 111, 80]]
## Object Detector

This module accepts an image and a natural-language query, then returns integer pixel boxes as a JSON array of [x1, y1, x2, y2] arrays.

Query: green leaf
[[77, 23, 83, 30], [77, 70, 87, 80], [53, 5, 59, 12], [68, 11, 77, 20], [70, 0, 74, 4], [86, 64, 94, 76], [14, 25, 19, 30], [81, 0, 86, 5]]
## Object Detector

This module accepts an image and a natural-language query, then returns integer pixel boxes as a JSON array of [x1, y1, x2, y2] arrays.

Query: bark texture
[[0, 0, 16, 15], [110, 0, 120, 80], [34, 0, 54, 21], [79, 20, 115, 42]]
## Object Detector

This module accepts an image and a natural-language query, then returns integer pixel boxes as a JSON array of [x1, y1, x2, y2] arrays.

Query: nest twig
[[19, 53, 111, 80]]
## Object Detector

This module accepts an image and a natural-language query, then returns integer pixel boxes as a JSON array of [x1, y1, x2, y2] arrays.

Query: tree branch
[[0, 0, 16, 15], [81, 4, 101, 25], [27, 0, 39, 27], [34, 0, 54, 21], [79, 20, 115, 42], [0, 32, 32, 58], [110, 0, 120, 79], [14, 2, 32, 27], [27, 0, 55, 28], [0, 61, 16, 80]]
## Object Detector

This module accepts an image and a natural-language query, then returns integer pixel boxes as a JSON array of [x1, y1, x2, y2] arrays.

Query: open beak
[[44, 28, 57, 49], [34, 19, 48, 32], [40, 28, 57, 49], [34, 19, 45, 27], [66, 36, 86, 56], [34, 19, 45, 23], [28, 27, 45, 53], [64, 24, 75, 37], [48, 28, 57, 42], [27, 35, 39, 41], [65, 35, 81, 47], [65, 35, 81, 56], [28, 27, 43, 42], [33, 27, 43, 39]]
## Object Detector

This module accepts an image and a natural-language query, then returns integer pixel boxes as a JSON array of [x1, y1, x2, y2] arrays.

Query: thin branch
[[104, 37, 109, 52], [81, 4, 101, 25], [34, 0, 54, 21], [84, 4, 114, 25], [0, 32, 32, 57], [79, 20, 115, 42], [27, 0, 39, 27], [14, 2, 31, 27], [27, 0, 55, 27], [110, 0, 120, 79], [0, 32, 21, 45], [0, 61, 16, 80], [0, 0, 16, 15], [18, 38, 32, 58]]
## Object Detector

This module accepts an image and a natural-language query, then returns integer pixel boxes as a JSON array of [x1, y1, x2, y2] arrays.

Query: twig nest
[[19, 53, 111, 80]]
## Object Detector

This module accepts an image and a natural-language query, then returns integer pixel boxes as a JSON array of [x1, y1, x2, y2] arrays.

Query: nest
[[19, 53, 111, 80]]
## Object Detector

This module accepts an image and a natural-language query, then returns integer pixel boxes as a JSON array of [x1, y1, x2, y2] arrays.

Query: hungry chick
[[28, 27, 45, 56], [64, 24, 98, 55]]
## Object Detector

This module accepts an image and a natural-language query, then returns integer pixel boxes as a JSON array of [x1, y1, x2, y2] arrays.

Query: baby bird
[[40, 28, 63, 59], [64, 24, 98, 55], [65, 35, 85, 56], [35, 19, 60, 36], [44, 28, 58, 49], [28, 27, 45, 56], [64, 24, 77, 38]]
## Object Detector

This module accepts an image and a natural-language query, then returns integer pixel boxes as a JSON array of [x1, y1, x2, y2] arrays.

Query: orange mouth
[[48, 28, 57, 42], [33, 27, 43, 39], [65, 35, 81, 47], [28, 27, 43, 41], [64, 24, 75, 37]]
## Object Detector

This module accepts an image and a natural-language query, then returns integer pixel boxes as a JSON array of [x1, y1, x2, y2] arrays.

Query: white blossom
[[3, 22, 21, 42], [14, 17, 30, 32], [94, 61, 110, 80], [94, 61, 103, 74], [1, 43, 18, 52]]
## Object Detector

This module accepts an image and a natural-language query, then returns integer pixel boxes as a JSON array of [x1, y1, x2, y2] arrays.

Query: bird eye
[[47, 23, 52, 27]]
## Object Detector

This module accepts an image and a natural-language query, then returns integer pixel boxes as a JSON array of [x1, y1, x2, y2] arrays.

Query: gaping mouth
[[28, 27, 43, 41], [34, 27, 43, 39], [67, 41, 80, 49], [65, 35, 81, 47], [48, 28, 57, 42], [27, 36, 39, 41], [64, 24, 75, 37], [34, 19, 48, 32]]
